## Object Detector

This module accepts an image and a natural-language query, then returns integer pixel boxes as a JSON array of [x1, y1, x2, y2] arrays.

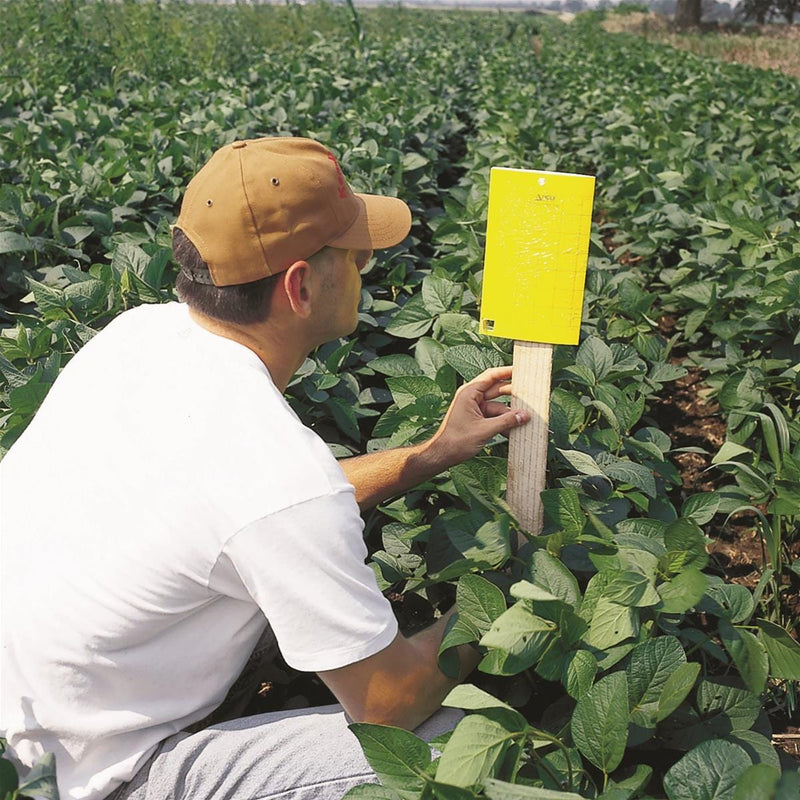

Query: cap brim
[[328, 193, 411, 251]]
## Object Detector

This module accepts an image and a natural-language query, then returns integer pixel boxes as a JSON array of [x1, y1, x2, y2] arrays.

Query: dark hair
[[172, 227, 283, 326]]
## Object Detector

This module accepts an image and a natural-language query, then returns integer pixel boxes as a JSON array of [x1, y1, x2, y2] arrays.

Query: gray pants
[[111, 704, 461, 800], [108, 627, 462, 800]]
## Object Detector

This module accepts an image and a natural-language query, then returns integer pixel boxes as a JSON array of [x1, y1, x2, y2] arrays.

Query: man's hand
[[339, 366, 529, 510], [427, 366, 529, 472]]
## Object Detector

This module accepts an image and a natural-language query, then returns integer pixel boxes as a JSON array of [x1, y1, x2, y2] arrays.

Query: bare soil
[[649, 323, 799, 761]]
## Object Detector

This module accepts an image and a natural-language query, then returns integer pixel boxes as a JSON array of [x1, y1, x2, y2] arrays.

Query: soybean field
[[1, 2, 799, 798]]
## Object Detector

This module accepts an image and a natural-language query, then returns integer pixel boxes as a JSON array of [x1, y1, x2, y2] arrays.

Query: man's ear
[[282, 261, 313, 318]]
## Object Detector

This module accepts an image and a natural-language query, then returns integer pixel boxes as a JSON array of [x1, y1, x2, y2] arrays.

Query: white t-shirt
[[0, 302, 398, 800]]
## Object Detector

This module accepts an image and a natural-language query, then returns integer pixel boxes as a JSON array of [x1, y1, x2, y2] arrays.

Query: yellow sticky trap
[[480, 167, 596, 346]]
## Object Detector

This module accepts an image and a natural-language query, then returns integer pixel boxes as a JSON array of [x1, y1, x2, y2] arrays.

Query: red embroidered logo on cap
[[326, 152, 348, 199]]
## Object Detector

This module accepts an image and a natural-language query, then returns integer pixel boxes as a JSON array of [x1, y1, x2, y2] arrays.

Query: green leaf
[[657, 662, 701, 721], [578, 571, 610, 623], [711, 440, 752, 465], [534, 747, 584, 793], [563, 650, 597, 700], [386, 376, 444, 408], [64, 278, 107, 314], [585, 597, 638, 649], [605, 571, 660, 608], [435, 313, 477, 340], [0, 230, 36, 254], [576, 337, 613, 382], [443, 684, 517, 715], [386, 295, 434, 339], [449, 459, 506, 505], [0, 757, 19, 794], [541, 488, 585, 536], [555, 608, 589, 650], [440, 574, 508, 672], [439, 518, 511, 575], [648, 362, 688, 384], [695, 679, 762, 734], [663, 739, 751, 800], [657, 568, 708, 614], [682, 493, 721, 525], [443, 345, 505, 382], [480, 602, 555, 670], [435, 716, 514, 788], [571, 671, 629, 773], [524, 550, 581, 608], [697, 583, 755, 624], [769, 479, 800, 516], [455, 574, 507, 637], [60, 225, 94, 246], [348, 724, 430, 798], [443, 707, 528, 752], [725, 731, 780, 770], [426, 781, 480, 800], [422, 274, 462, 315], [551, 388, 585, 434], [616, 518, 665, 539], [402, 152, 429, 171], [111, 242, 151, 278], [9, 378, 51, 415], [476, 649, 515, 676], [755, 620, 800, 680], [535, 640, 568, 685], [627, 636, 686, 709], [601, 459, 657, 498], [556, 448, 606, 478], [732, 764, 780, 800], [663, 519, 709, 572], [718, 620, 768, 695], [509, 581, 560, 603], [587, 399, 620, 432], [27, 278, 69, 317], [439, 617, 476, 676], [775, 770, 800, 800], [483, 780, 584, 799], [16, 752, 63, 798], [604, 764, 653, 797], [415, 338, 447, 379], [328, 397, 362, 441], [371, 354, 424, 377]]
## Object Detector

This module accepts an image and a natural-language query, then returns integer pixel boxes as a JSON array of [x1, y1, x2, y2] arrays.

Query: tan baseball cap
[[175, 137, 412, 286]]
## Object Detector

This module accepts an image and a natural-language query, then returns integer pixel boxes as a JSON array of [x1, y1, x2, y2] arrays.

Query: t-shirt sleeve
[[210, 488, 398, 672]]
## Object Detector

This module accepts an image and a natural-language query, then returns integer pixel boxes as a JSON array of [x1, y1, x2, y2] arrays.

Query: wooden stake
[[508, 340, 553, 539]]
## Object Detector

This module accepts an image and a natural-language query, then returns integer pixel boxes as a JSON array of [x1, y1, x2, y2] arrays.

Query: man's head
[[172, 138, 411, 322]]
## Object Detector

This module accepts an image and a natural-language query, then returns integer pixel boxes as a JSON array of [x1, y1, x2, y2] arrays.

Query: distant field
[[601, 12, 800, 79]]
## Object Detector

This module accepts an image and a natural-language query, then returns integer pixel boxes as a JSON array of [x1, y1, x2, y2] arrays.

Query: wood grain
[[508, 340, 553, 538]]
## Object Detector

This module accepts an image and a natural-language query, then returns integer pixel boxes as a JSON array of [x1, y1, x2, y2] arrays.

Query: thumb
[[484, 408, 530, 437]]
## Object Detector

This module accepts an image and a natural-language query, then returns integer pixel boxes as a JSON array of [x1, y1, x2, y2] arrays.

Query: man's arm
[[318, 607, 480, 730], [340, 366, 529, 511]]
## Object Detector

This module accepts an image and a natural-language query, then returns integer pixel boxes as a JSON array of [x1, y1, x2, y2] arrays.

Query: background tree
[[675, 0, 702, 26], [737, 0, 772, 22], [775, 0, 799, 22]]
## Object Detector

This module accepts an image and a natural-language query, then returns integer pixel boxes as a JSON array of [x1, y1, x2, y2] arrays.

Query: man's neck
[[187, 308, 308, 393]]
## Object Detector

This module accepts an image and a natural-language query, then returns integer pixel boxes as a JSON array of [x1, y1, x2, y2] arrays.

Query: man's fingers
[[481, 382, 513, 401], [482, 400, 514, 418], [467, 366, 513, 392], [484, 406, 530, 434]]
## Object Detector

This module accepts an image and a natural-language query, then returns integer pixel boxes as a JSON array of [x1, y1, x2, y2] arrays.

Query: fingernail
[[515, 412, 526, 424]]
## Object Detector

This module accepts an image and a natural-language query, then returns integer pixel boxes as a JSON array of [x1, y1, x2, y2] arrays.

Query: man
[[1, 137, 529, 800]]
